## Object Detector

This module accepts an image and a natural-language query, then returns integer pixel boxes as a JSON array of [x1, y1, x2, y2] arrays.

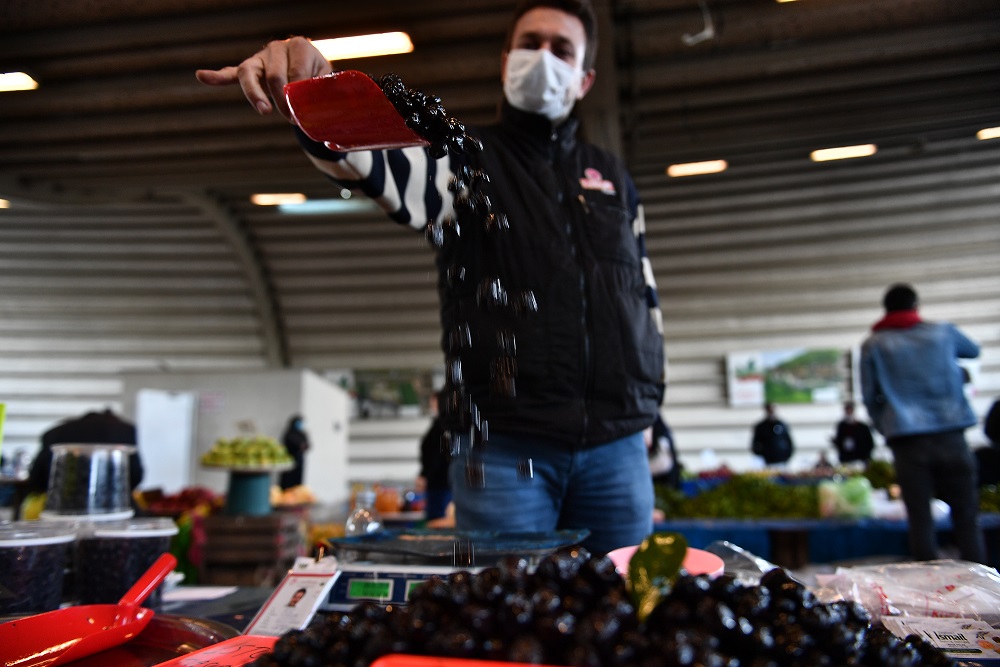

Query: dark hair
[[883, 283, 918, 312], [506, 0, 598, 70]]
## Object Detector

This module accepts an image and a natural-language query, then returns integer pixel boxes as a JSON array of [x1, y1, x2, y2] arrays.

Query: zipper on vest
[[552, 136, 591, 446], [572, 194, 591, 446]]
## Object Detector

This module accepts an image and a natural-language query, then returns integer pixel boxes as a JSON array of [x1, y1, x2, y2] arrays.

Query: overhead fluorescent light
[[278, 198, 378, 215], [0, 199, 9, 208], [251, 193, 306, 206], [810, 144, 877, 162], [0, 72, 38, 92], [251, 190, 376, 214], [977, 126, 1000, 141], [312, 32, 414, 61], [666, 159, 728, 177]]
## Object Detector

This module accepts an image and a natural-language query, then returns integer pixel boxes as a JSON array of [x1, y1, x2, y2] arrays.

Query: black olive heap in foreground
[[251, 547, 955, 667]]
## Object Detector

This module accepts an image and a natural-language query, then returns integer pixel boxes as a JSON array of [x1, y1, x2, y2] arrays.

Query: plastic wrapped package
[[813, 559, 1000, 625], [817, 477, 874, 518]]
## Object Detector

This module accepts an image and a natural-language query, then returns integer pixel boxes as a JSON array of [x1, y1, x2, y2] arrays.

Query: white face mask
[[503, 48, 584, 123]]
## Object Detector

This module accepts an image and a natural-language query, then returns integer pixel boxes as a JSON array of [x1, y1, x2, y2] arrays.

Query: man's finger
[[237, 55, 280, 116], [194, 67, 239, 86]]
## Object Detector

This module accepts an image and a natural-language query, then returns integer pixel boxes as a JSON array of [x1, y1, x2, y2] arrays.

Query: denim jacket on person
[[860, 320, 979, 440]]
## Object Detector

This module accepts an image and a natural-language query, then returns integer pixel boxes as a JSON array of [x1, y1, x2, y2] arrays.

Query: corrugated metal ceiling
[[1, 0, 998, 462]]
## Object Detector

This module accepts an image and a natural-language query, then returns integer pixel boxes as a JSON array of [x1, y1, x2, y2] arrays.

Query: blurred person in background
[[647, 413, 681, 490], [986, 397, 1000, 446], [974, 397, 1000, 487], [417, 392, 453, 522], [751, 402, 794, 466], [831, 400, 875, 465], [279, 414, 310, 490], [28, 409, 144, 496], [860, 283, 985, 563]]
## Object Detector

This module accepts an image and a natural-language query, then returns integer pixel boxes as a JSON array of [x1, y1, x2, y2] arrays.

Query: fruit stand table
[[654, 513, 1000, 569]]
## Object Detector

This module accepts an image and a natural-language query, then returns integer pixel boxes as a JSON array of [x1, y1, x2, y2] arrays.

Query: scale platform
[[320, 562, 479, 612]]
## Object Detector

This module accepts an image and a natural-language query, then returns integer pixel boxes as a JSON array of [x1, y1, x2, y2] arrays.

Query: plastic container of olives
[[75, 517, 178, 605], [0, 521, 77, 614], [44, 443, 136, 518]]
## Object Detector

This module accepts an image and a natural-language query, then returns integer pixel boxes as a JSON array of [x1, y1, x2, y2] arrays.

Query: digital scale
[[319, 562, 482, 612], [317, 528, 590, 613]]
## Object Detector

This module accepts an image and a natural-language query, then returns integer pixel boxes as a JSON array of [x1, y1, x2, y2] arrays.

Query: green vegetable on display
[[200, 435, 293, 467], [656, 474, 821, 520]]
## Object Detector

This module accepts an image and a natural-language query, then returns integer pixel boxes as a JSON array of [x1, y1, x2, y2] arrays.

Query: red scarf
[[872, 309, 922, 331]]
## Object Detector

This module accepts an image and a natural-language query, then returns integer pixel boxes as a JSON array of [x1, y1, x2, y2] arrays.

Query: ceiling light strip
[[251, 193, 306, 206], [312, 32, 414, 61], [0, 72, 38, 92], [667, 160, 728, 178], [810, 144, 877, 162]]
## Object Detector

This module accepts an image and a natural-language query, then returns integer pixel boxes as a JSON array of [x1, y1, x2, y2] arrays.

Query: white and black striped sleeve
[[295, 127, 456, 230]]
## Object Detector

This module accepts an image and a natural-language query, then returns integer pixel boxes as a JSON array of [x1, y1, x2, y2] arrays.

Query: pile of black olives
[[251, 547, 955, 667], [642, 567, 954, 667], [376, 72, 482, 159]]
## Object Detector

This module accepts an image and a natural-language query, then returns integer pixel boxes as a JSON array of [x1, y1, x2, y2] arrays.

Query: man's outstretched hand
[[195, 36, 333, 121]]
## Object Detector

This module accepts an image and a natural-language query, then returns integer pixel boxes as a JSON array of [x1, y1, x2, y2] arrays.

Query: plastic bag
[[702, 540, 798, 587], [818, 476, 874, 518], [813, 559, 1000, 624]]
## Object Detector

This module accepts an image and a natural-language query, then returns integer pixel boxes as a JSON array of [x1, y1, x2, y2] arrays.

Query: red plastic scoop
[[0, 552, 177, 667], [284, 70, 430, 152]]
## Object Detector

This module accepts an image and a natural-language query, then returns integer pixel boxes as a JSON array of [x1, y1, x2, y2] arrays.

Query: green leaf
[[627, 531, 688, 621]]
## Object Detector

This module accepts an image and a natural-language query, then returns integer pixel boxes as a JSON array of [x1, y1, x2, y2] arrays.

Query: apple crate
[[200, 512, 305, 586]]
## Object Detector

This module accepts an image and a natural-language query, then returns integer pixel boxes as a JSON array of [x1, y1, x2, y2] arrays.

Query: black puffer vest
[[437, 104, 664, 447]]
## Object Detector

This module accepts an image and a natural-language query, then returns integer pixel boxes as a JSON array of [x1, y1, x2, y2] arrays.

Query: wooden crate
[[199, 512, 305, 587]]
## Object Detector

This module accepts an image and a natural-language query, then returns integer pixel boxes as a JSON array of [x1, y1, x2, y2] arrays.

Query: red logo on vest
[[579, 168, 616, 195]]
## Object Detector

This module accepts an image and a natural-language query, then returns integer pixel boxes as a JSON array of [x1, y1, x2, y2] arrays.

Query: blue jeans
[[447, 430, 654, 555]]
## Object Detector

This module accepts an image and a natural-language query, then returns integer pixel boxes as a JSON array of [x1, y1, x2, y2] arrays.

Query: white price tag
[[883, 616, 1000, 663], [242, 557, 341, 637]]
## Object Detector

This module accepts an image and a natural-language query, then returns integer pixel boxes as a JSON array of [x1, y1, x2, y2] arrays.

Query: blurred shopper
[[417, 392, 453, 521], [646, 413, 681, 489], [279, 415, 310, 490], [751, 402, 794, 466], [986, 398, 1000, 446], [28, 409, 144, 496], [860, 283, 985, 563], [831, 400, 875, 465], [975, 397, 1000, 487]]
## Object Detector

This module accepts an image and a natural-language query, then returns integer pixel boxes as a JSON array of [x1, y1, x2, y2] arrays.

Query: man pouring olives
[[197, 0, 666, 555]]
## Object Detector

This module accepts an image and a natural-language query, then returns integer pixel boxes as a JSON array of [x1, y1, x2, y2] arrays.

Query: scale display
[[320, 563, 478, 612]]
